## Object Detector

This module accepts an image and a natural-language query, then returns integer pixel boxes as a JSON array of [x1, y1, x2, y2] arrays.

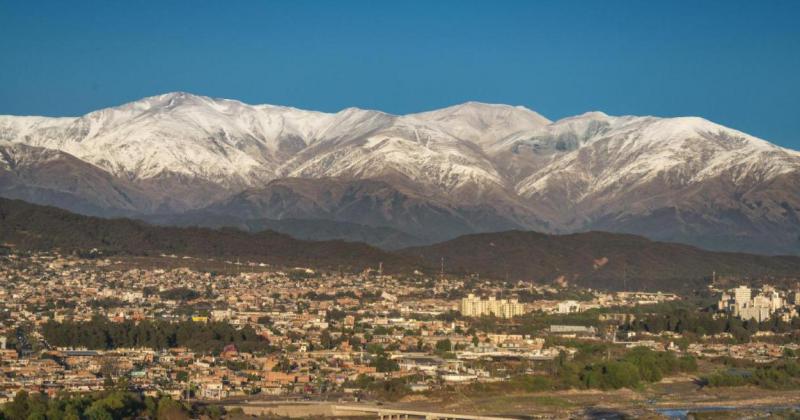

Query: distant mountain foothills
[[2, 92, 800, 254], [3, 197, 800, 291], [145, 211, 424, 250], [0, 197, 411, 272], [399, 230, 800, 291]]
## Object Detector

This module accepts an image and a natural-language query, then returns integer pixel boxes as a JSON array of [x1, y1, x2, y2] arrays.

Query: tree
[[84, 391, 142, 420], [348, 336, 362, 350], [320, 330, 334, 349], [144, 396, 159, 419], [603, 361, 640, 389], [156, 397, 190, 420], [435, 339, 452, 354], [373, 355, 399, 373], [84, 406, 113, 420], [366, 343, 385, 355], [3, 390, 30, 420]]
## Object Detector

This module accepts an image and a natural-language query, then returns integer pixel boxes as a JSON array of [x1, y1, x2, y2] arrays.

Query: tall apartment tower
[[733, 286, 751, 306], [460, 294, 524, 319]]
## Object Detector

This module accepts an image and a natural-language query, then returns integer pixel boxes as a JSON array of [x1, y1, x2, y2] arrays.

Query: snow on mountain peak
[[513, 111, 800, 204], [2, 92, 798, 208], [405, 101, 551, 147], [3, 93, 800, 255], [411, 101, 550, 124]]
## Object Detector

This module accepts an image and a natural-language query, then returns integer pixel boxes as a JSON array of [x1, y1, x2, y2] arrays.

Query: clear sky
[[1, 0, 799, 148]]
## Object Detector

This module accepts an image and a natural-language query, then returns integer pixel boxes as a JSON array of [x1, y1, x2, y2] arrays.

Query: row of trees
[[342, 374, 420, 401], [623, 308, 800, 342], [472, 347, 697, 394], [158, 287, 202, 302], [703, 361, 800, 390], [41, 317, 271, 354], [577, 347, 697, 389], [0, 390, 201, 420]]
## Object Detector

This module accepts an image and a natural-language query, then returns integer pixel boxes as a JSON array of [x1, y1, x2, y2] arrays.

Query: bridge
[[334, 405, 516, 420]]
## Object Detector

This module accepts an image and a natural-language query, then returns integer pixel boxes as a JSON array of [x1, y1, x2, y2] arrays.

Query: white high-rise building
[[718, 285, 795, 322], [460, 294, 525, 319], [733, 286, 751, 305]]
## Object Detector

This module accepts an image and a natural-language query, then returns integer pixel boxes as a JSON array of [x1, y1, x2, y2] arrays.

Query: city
[[2, 250, 800, 417]]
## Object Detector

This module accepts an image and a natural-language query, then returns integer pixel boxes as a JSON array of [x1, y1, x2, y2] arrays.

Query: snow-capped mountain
[[1, 92, 799, 254], [0, 141, 156, 215], [510, 113, 800, 218], [0, 94, 550, 195]]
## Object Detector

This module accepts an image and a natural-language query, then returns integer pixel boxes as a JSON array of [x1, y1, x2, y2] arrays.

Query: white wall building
[[718, 285, 795, 322], [557, 300, 581, 314], [460, 294, 525, 319]]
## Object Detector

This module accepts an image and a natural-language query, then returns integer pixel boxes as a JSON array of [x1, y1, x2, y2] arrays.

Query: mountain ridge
[[3, 197, 800, 291], [1, 92, 799, 255]]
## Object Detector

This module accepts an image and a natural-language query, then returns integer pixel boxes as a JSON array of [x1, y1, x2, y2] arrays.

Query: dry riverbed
[[386, 377, 800, 419]]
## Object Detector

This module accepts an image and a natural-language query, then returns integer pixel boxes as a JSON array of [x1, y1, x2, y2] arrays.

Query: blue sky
[[1, 1, 799, 148]]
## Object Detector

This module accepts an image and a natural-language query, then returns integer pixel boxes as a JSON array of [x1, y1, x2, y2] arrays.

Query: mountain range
[[3, 197, 800, 291], [1, 92, 799, 254]]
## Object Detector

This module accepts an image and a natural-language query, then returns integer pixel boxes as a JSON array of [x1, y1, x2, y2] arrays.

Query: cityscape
[[2, 1, 800, 419], [1, 249, 800, 418]]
